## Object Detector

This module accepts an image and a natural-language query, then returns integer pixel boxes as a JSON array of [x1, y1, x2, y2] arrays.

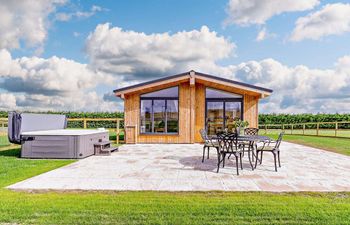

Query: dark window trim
[[140, 97, 178, 100]]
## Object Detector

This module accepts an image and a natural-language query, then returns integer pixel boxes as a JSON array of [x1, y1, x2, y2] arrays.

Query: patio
[[8, 142, 350, 192]]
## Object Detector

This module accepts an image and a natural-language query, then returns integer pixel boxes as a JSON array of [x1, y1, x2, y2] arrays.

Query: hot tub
[[21, 129, 109, 159], [8, 112, 110, 159]]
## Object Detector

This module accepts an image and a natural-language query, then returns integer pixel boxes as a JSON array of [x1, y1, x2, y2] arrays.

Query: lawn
[[0, 148, 350, 224], [266, 134, 350, 156], [0, 134, 10, 147]]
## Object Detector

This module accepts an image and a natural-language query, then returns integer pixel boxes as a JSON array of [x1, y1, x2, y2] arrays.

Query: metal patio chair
[[241, 127, 259, 155], [200, 129, 219, 163], [254, 132, 284, 172], [217, 132, 243, 175]]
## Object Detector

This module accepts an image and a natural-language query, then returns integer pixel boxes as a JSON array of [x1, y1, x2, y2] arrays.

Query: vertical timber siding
[[243, 94, 259, 128], [194, 83, 206, 143]]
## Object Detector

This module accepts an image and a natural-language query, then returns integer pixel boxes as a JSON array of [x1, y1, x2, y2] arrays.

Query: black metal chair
[[254, 132, 284, 172], [199, 129, 219, 163], [217, 132, 243, 175], [238, 128, 259, 159]]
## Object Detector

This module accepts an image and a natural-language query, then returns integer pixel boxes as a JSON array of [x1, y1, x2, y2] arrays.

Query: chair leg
[[216, 150, 221, 173], [222, 153, 226, 168], [235, 154, 239, 175], [254, 151, 259, 169], [278, 151, 281, 167], [202, 146, 206, 163], [273, 153, 277, 172], [247, 146, 255, 170], [240, 153, 243, 170], [207, 147, 210, 159], [260, 151, 263, 164]]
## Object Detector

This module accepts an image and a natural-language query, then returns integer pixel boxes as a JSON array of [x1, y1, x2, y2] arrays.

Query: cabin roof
[[113, 70, 273, 97]]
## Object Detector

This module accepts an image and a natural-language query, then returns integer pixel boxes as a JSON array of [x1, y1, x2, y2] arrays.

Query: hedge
[[259, 113, 350, 129], [0, 111, 124, 129]]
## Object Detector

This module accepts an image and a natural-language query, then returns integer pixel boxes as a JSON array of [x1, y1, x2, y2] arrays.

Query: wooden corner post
[[189, 70, 196, 143]]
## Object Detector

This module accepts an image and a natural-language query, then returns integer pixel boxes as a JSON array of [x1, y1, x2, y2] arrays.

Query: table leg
[[247, 142, 254, 170]]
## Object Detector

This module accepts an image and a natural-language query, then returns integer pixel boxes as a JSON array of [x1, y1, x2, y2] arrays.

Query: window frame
[[139, 86, 179, 135]]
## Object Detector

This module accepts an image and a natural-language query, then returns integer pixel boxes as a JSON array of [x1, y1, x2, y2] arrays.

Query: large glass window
[[140, 87, 179, 134]]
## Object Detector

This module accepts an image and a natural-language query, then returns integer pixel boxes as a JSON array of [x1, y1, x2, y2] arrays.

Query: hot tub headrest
[[8, 112, 67, 144]]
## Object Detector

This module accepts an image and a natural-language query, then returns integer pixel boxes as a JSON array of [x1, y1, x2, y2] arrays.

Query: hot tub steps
[[94, 141, 118, 156]]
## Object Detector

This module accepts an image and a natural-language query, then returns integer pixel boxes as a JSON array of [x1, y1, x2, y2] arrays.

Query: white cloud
[[0, 93, 17, 110], [224, 0, 319, 26], [55, 5, 105, 22], [229, 57, 350, 113], [73, 32, 81, 37], [84, 23, 350, 113], [256, 28, 267, 41], [0, 0, 66, 51], [0, 49, 119, 112], [85, 24, 236, 82], [290, 3, 350, 41]]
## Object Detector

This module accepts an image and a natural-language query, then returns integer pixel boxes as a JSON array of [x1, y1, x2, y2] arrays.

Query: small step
[[101, 147, 118, 153], [95, 141, 111, 146]]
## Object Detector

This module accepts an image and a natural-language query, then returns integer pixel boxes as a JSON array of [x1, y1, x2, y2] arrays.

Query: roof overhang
[[113, 71, 273, 99]]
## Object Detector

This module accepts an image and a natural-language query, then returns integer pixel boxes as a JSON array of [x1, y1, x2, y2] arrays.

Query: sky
[[0, 0, 350, 113]]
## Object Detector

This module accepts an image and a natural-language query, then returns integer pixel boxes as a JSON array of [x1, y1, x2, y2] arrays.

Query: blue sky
[[1, 0, 350, 113]]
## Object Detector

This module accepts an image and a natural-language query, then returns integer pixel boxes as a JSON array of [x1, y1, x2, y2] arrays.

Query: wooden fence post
[[291, 124, 293, 135], [316, 123, 319, 136], [335, 122, 338, 137], [303, 124, 305, 135], [116, 119, 120, 145], [83, 119, 87, 129], [265, 125, 267, 134]]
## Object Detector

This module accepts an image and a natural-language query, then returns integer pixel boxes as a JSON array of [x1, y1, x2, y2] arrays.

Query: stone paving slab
[[7, 142, 350, 192]]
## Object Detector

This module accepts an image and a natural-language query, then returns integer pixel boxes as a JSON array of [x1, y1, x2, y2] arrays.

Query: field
[[0, 148, 350, 224], [266, 133, 350, 156]]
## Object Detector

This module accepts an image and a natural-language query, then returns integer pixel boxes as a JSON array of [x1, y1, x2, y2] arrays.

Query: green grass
[[0, 135, 10, 147], [266, 134, 350, 156], [0, 148, 350, 224]]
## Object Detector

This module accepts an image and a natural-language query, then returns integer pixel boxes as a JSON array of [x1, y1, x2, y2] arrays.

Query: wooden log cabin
[[114, 70, 272, 144]]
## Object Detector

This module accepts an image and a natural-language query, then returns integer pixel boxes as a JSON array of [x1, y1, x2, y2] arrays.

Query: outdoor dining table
[[237, 135, 272, 170], [213, 134, 272, 170]]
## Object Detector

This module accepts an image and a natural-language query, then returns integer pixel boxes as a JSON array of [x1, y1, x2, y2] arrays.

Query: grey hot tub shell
[[21, 129, 109, 159]]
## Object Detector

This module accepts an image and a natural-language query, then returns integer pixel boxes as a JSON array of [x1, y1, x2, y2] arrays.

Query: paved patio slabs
[[8, 142, 350, 192]]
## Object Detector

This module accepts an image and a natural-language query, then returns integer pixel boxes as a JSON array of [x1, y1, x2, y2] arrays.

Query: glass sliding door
[[206, 102, 224, 135], [166, 100, 179, 133], [205, 88, 243, 135], [225, 102, 242, 132], [140, 100, 152, 133], [153, 100, 166, 133]]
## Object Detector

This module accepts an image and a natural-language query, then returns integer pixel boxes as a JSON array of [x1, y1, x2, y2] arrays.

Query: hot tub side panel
[[76, 132, 109, 159], [21, 135, 76, 159], [21, 131, 109, 159]]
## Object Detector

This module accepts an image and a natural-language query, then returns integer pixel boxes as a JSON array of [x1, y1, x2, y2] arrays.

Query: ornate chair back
[[244, 128, 259, 136]]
